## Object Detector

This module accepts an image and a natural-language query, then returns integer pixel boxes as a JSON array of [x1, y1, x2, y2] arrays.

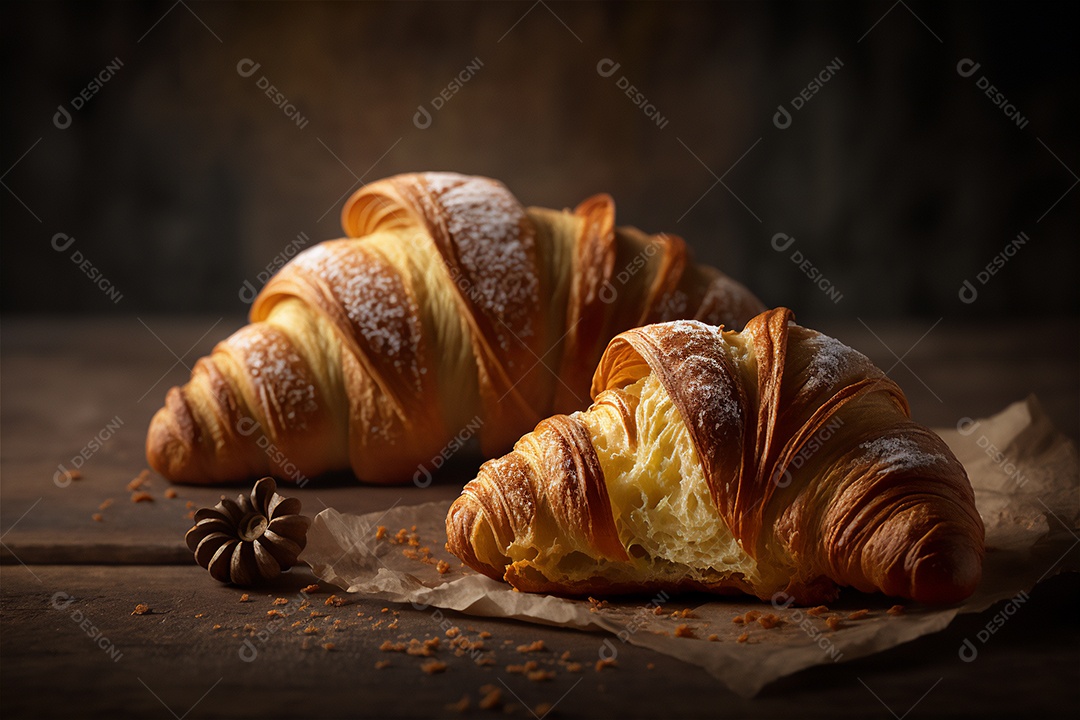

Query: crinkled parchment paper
[[302, 397, 1079, 696]]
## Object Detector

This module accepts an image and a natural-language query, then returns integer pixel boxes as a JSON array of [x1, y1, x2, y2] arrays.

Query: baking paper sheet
[[302, 396, 1079, 696]]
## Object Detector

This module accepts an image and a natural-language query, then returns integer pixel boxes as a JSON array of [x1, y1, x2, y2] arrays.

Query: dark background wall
[[1, 1, 1077, 325]]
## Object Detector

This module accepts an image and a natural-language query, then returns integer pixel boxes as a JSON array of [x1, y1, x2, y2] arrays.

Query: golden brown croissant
[[446, 307, 985, 605], [147, 172, 763, 485]]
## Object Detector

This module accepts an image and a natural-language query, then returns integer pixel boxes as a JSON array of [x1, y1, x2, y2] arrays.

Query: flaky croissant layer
[[446, 308, 985, 605], [147, 172, 763, 484]]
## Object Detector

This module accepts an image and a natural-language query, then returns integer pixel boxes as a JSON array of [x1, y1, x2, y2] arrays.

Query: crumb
[[309, 611, 327, 618], [652, 605, 665, 615], [239, 594, 250, 603], [212, 624, 222, 631], [322, 642, 335, 651], [564, 661, 583, 673], [848, 609, 870, 620], [91, 513, 103, 522], [446, 695, 470, 713], [825, 616, 843, 631], [527, 670, 555, 682], [479, 631, 492, 639], [243, 624, 257, 632], [420, 660, 447, 674], [302, 584, 320, 594], [380, 641, 406, 652], [381, 607, 389, 613], [131, 603, 151, 615], [670, 608, 695, 619], [98, 498, 114, 511], [59, 469, 82, 483], [559, 650, 572, 661], [737, 632, 750, 643], [478, 687, 502, 710], [887, 604, 905, 616], [732, 616, 745, 624], [446, 627, 460, 638], [595, 658, 617, 671], [436, 560, 451, 574], [130, 491, 153, 503], [807, 605, 829, 617], [164, 488, 178, 499], [476, 657, 496, 666], [387, 618, 399, 630], [325, 595, 346, 607], [126, 469, 150, 492], [588, 596, 610, 611], [743, 610, 761, 622], [375, 525, 387, 540], [374, 660, 391, 669], [291, 620, 304, 628], [184, 509, 195, 520], [272, 597, 288, 606], [267, 609, 285, 618], [506, 661, 539, 674], [707, 634, 720, 642], [194, 613, 206, 618], [393, 528, 409, 544], [534, 702, 553, 716], [757, 613, 782, 629], [674, 624, 695, 638], [185, 500, 196, 509], [517, 640, 545, 653], [647, 662, 656, 669], [303, 625, 319, 635]]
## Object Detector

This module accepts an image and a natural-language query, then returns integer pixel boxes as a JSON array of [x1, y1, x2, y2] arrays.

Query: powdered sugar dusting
[[229, 326, 318, 430], [292, 241, 425, 393], [801, 331, 870, 395], [423, 174, 538, 354], [859, 435, 947, 473]]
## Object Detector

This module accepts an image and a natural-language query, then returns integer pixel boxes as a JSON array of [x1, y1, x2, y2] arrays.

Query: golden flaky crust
[[446, 308, 985, 605], [146, 172, 763, 484]]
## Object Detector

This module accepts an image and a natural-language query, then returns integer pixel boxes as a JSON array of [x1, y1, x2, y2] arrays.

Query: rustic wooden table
[[2, 315, 1077, 719]]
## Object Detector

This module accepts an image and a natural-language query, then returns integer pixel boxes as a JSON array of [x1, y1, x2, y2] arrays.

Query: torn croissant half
[[446, 308, 985, 605]]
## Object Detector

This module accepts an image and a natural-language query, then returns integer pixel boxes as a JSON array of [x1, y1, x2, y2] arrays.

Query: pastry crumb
[[374, 659, 391, 669], [757, 613, 782, 629], [517, 640, 545, 653], [375, 525, 388, 540], [446, 695, 470, 713], [302, 625, 319, 635], [445, 627, 460, 638], [164, 488, 178, 499], [126, 470, 150, 492], [564, 662, 582, 673], [848, 609, 870, 620], [98, 498, 114, 511], [674, 624, 695, 638], [131, 603, 151, 615], [272, 597, 288, 605], [91, 513, 104, 522], [887, 604, 905, 616], [479, 631, 492, 639], [807, 605, 829, 617], [322, 642, 335, 651], [707, 634, 720, 642], [436, 559, 451, 574], [420, 660, 447, 674], [670, 608, 695, 619], [238, 593, 250, 603], [325, 594, 346, 606], [478, 686, 502, 710], [130, 491, 153, 503], [302, 584, 320, 594], [595, 658, 617, 671], [825, 615, 843, 631], [652, 605, 665, 615], [737, 632, 750, 643], [380, 641, 406, 652], [534, 702, 553, 716], [527, 669, 555, 682]]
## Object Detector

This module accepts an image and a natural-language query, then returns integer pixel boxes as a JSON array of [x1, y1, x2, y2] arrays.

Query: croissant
[[147, 172, 763, 484], [446, 307, 985, 605]]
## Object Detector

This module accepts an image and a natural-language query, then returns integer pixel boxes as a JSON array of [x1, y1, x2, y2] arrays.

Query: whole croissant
[[446, 307, 984, 605], [147, 172, 763, 484]]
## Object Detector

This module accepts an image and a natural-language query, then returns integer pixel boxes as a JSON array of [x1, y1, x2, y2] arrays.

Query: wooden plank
[[1, 564, 1076, 719]]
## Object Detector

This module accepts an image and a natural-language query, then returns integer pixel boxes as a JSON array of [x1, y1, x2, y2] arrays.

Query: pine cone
[[185, 477, 311, 585]]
